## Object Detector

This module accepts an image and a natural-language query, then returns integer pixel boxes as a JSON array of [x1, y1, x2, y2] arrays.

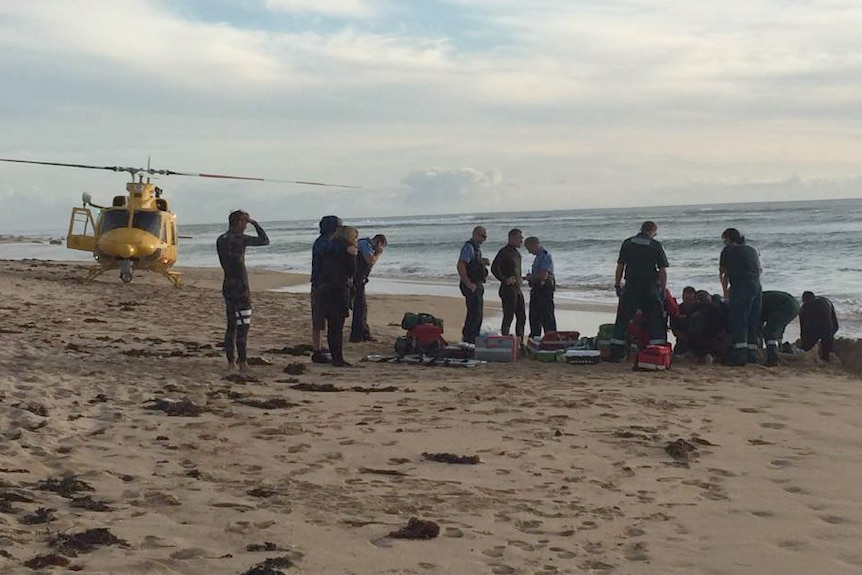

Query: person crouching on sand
[[319, 225, 359, 367], [216, 210, 270, 373]]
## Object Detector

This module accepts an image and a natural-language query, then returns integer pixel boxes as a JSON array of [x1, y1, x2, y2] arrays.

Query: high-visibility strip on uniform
[[649, 339, 668, 345], [766, 340, 779, 347], [235, 309, 252, 326], [733, 342, 748, 349], [610, 338, 627, 345]]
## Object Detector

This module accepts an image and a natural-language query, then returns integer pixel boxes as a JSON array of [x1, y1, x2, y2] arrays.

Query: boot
[[730, 348, 747, 366], [765, 345, 779, 367], [746, 348, 760, 363]]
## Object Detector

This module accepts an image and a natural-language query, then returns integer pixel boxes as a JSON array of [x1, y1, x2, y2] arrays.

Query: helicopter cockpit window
[[100, 210, 129, 233], [132, 211, 162, 237], [132, 212, 162, 237]]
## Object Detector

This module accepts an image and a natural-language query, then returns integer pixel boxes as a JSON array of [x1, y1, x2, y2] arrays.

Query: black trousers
[[349, 278, 370, 341], [802, 330, 835, 360], [529, 286, 556, 338], [611, 280, 665, 347], [460, 282, 484, 344], [500, 286, 526, 338]]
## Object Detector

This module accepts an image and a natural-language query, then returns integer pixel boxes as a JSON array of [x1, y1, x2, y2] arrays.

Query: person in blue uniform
[[216, 210, 269, 373], [799, 291, 839, 361], [457, 226, 489, 344], [524, 236, 556, 338], [719, 227, 762, 366], [760, 290, 800, 367], [609, 221, 669, 361], [349, 234, 387, 343]]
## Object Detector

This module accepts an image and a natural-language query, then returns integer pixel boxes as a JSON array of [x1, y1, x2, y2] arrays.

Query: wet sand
[[2, 259, 862, 575]]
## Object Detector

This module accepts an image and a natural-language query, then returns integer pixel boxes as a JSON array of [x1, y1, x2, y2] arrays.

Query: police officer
[[609, 221, 669, 362], [799, 291, 839, 361], [457, 226, 489, 344], [525, 236, 556, 337], [491, 228, 526, 342], [349, 234, 387, 343], [719, 227, 762, 366], [760, 290, 800, 367]]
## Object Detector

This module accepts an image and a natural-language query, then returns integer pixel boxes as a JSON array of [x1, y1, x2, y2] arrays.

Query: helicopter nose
[[99, 229, 158, 259]]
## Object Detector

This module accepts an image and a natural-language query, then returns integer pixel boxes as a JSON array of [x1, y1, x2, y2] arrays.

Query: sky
[[1, 0, 861, 231]]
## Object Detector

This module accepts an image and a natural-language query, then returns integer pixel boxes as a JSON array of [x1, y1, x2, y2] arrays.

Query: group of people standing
[[457, 226, 558, 345], [214, 211, 839, 372], [216, 211, 387, 371], [457, 220, 839, 366]]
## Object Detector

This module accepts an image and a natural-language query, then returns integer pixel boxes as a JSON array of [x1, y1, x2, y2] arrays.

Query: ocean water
[[5, 198, 862, 337]]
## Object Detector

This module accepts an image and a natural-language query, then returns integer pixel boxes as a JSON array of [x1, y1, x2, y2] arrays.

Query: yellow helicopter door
[[66, 207, 98, 252]]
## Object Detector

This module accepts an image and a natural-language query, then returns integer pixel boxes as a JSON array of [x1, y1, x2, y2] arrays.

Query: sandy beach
[[2, 259, 862, 575]]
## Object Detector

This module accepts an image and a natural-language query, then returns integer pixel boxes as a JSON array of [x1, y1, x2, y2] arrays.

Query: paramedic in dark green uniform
[[719, 227, 762, 366], [760, 290, 800, 367], [609, 221, 669, 362]]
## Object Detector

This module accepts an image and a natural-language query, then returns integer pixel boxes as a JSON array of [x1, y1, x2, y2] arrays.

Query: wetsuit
[[799, 296, 839, 360], [760, 291, 800, 364], [319, 244, 357, 365], [491, 244, 525, 339], [216, 222, 269, 364], [528, 248, 557, 337], [459, 239, 487, 344], [720, 242, 761, 364], [350, 237, 375, 342], [611, 232, 669, 356]]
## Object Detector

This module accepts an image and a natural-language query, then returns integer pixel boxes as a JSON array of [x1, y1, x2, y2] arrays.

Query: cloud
[[401, 167, 503, 209], [264, 0, 378, 18]]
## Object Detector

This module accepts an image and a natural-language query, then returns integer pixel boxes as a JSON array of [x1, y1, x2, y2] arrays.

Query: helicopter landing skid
[[82, 264, 182, 288]]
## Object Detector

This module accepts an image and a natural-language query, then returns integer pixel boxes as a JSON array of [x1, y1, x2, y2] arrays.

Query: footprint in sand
[[623, 541, 649, 561], [750, 510, 776, 518], [739, 407, 760, 413], [490, 566, 516, 575], [819, 515, 847, 524], [783, 486, 809, 495], [482, 546, 506, 558], [760, 422, 786, 429], [549, 546, 577, 559], [443, 527, 464, 538], [770, 459, 795, 468]]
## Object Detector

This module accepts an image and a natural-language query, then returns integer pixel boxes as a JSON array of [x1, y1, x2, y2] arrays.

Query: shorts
[[310, 286, 327, 330]]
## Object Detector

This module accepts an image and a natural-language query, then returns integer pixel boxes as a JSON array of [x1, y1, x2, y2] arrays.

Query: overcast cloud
[[0, 0, 860, 231]]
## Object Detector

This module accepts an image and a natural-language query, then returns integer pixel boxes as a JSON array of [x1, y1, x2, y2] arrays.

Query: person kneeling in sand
[[319, 225, 359, 367], [216, 210, 270, 373]]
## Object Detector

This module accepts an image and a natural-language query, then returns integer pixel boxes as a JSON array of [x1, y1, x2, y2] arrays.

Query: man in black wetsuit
[[491, 228, 526, 343], [216, 210, 270, 373]]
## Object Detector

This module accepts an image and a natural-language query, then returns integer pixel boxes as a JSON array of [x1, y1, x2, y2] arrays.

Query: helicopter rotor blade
[[1, 157, 361, 189], [0, 157, 130, 174], [163, 169, 361, 189]]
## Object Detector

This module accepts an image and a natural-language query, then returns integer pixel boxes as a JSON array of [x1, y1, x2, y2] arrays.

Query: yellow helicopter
[[0, 157, 358, 287]]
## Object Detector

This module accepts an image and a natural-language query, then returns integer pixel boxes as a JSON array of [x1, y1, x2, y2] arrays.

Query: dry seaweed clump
[[238, 556, 295, 575], [665, 439, 699, 462], [388, 517, 440, 540], [36, 476, 95, 498], [143, 397, 206, 417], [23, 553, 71, 569], [422, 452, 480, 465], [50, 528, 128, 556]]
